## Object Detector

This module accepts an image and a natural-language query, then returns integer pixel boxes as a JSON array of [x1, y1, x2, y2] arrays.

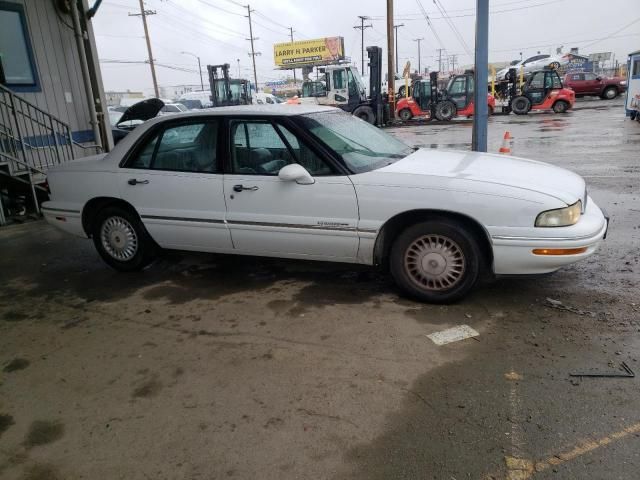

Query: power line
[[431, 0, 472, 58], [581, 16, 640, 49], [196, 0, 244, 16], [415, 0, 446, 51]]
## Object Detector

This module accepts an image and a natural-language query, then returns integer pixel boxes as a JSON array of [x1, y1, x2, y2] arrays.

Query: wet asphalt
[[0, 97, 639, 480]]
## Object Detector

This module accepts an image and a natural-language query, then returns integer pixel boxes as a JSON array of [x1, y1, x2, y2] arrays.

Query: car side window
[[151, 122, 218, 172], [230, 120, 332, 176], [584, 73, 596, 81], [130, 133, 159, 169], [127, 121, 219, 172], [571, 74, 583, 81], [276, 124, 333, 176]]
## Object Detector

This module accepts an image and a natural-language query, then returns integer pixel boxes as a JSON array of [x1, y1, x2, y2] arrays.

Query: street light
[[181, 51, 204, 91]]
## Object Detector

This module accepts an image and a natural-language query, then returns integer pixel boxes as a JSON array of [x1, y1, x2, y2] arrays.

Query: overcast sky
[[93, 0, 640, 93]]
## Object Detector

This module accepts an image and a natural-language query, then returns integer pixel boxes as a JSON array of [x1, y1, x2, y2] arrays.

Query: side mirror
[[278, 164, 315, 185], [596, 76, 602, 81]]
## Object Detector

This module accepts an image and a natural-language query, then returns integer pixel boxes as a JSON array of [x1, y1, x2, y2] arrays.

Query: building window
[[0, 2, 39, 91]]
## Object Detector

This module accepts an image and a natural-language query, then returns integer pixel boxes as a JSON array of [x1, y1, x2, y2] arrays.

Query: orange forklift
[[503, 67, 575, 114]]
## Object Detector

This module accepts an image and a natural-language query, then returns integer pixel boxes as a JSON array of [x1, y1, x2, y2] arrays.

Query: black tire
[[398, 108, 413, 121], [601, 86, 618, 100], [352, 105, 375, 124], [435, 100, 456, 121], [92, 206, 156, 272], [510, 96, 531, 115], [552, 100, 569, 113], [389, 219, 481, 303]]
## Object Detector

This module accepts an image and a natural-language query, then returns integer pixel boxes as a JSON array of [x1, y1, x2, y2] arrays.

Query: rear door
[[567, 73, 585, 94], [222, 117, 359, 261], [582, 73, 600, 94], [118, 119, 233, 252]]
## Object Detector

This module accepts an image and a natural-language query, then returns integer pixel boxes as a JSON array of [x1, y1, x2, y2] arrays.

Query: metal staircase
[[0, 84, 101, 225]]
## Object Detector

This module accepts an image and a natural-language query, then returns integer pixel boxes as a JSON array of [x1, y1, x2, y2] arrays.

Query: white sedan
[[42, 105, 608, 303]]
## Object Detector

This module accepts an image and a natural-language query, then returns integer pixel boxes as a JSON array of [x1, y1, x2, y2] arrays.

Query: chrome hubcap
[[404, 234, 465, 291], [101, 216, 138, 261]]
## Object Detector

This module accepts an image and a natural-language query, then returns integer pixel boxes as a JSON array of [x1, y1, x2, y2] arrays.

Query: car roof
[[153, 104, 336, 117]]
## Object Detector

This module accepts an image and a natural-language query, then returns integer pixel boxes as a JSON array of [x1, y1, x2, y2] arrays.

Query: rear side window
[[126, 121, 219, 173], [632, 59, 640, 78]]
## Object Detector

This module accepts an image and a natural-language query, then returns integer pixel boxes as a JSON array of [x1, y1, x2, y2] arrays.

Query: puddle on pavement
[[3, 358, 30, 372], [23, 420, 65, 448]]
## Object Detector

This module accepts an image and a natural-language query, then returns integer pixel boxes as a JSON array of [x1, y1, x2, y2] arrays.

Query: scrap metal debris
[[569, 361, 635, 378], [544, 297, 596, 317]]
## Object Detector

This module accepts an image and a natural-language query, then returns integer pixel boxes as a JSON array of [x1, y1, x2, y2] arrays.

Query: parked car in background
[[563, 72, 627, 99], [42, 105, 607, 303], [495, 54, 550, 81], [110, 98, 164, 145], [178, 90, 213, 109], [253, 92, 280, 105], [159, 103, 188, 115]]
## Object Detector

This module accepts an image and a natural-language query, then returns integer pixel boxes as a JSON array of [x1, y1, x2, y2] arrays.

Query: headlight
[[535, 200, 582, 227]]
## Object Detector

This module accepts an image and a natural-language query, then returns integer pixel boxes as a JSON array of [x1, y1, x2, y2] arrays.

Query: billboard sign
[[274, 37, 344, 68]]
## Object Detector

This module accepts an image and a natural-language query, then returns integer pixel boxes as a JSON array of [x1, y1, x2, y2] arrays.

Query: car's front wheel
[[552, 100, 570, 113], [390, 220, 481, 303], [92, 206, 156, 271]]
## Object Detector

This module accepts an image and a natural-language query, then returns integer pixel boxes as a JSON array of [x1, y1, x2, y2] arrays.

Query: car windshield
[[298, 111, 414, 173]]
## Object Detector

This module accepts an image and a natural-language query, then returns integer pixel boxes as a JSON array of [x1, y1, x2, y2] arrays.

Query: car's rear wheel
[[390, 220, 481, 303], [92, 206, 155, 271], [601, 86, 617, 100], [510, 96, 531, 115], [552, 100, 569, 113], [399, 108, 413, 121]]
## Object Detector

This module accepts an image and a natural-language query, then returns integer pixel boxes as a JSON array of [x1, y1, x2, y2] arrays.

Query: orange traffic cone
[[499, 131, 512, 154]]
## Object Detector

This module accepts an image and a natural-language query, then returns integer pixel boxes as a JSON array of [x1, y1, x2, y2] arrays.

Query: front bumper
[[490, 196, 608, 275]]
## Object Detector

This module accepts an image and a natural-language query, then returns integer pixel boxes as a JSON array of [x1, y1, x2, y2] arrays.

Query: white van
[[626, 49, 640, 121], [178, 91, 213, 109], [253, 92, 280, 105]]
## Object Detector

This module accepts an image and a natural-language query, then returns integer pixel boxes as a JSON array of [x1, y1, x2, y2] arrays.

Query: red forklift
[[396, 71, 495, 121], [503, 67, 575, 114]]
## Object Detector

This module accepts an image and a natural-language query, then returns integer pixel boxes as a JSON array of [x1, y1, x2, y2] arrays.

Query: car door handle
[[233, 184, 259, 192], [128, 179, 149, 185]]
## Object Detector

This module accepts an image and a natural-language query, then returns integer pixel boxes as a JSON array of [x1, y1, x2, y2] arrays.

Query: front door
[[448, 75, 471, 110], [582, 73, 601, 95], [223, 118, 359, 261], [118, 119, 233, 252]]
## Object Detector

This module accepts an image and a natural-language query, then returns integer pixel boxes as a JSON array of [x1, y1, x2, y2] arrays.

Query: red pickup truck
[[563, 72, 627, 99]]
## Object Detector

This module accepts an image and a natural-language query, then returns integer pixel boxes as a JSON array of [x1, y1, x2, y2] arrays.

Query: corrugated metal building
[[0, 0, 110, 145], [0, 0, 111, 223]]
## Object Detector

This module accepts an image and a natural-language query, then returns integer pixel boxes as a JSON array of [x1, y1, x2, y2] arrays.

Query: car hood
[[117, 98, 164, 126], [372, 149, 585, 204]]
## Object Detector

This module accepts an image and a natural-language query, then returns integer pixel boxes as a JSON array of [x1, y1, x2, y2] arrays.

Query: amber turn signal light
[[532, 247, 587, 256]]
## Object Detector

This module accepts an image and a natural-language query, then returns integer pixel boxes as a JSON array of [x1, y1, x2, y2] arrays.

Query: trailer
[[625, 49, 640, 121]]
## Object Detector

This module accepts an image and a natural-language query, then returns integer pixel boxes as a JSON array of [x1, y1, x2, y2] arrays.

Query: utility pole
[[450, 54, 457, 73], [289, 27, 297, 85], [414, 38, 424, 75], [353, 16, 372, 74], [436, 48, 444, 72], [246, 5, 260, 90], [472, 0, 489, 152], [386, 0, 395, 118], [394, 23, 404, 73], [129, 0, 159, 98]]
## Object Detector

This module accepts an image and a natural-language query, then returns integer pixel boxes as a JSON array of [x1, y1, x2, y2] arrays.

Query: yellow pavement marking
[[500, 422, 640, 479]]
